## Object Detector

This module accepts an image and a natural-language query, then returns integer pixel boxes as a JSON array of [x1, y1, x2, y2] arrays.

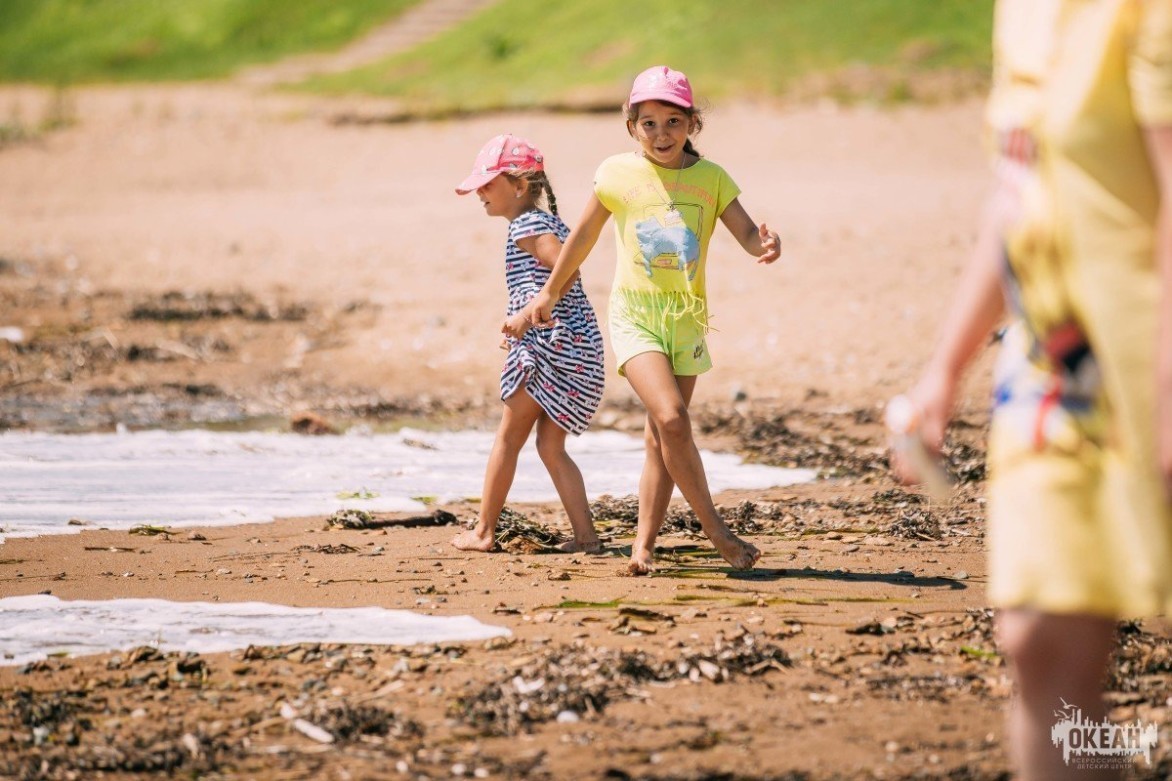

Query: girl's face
[[476, 174, 527, 218], [630, 100, 695, 168]]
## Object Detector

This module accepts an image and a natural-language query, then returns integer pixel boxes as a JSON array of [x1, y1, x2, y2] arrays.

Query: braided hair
[[508, 171, 559, 215]]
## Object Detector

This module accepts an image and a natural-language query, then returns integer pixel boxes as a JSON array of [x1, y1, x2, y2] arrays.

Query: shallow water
[[0, 594, 510, 667], [0, 428, 815, 540]]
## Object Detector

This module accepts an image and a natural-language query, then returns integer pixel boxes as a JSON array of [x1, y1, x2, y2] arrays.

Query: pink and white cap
[[455, 133, 544, 195], [627, 65, 693, 109]]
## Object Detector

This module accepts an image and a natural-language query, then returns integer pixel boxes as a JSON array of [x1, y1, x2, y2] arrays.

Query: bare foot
[[451, 525, 496, 552], [627, 545, 655, 576], [708, 529, 760, 570], [556, 536, 603, 554]]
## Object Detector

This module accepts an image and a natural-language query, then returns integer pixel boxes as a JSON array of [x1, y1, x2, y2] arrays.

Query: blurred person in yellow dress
[[893, 1, 1172, 778]]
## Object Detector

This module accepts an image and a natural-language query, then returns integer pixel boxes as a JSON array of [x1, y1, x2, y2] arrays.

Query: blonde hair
[[506, 170, 559, 215]]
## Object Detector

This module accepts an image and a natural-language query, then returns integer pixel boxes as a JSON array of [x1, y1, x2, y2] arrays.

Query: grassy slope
[[0, 0, 420, 83], [304, 0, 994, 110]]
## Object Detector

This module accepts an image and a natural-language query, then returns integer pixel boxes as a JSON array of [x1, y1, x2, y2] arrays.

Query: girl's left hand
[[757, 223, 782, 264]]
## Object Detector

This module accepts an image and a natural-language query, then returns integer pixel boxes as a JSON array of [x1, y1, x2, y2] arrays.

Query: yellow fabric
[[608, 288, 713, 377], [986, 0, 1172, 618], [593, 152, 741, 300]]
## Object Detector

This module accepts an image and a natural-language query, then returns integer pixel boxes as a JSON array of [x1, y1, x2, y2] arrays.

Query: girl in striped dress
[[451, 134, 606, 553]]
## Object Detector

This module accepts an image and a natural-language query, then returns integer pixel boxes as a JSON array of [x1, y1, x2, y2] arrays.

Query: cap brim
[[454, 170, 501, 195], [627, 90, 692, 109]]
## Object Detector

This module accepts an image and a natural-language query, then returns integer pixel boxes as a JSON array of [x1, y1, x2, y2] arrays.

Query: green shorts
[[608, 289, 713, 377]]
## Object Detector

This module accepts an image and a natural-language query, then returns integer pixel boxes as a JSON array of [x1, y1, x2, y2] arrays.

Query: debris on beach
[[451, 634, 790, 736], [887, 508, 943, 541], [817, 488, 983, 540], [128, 525, 174, 537], [589, 494, 785, 539], [692, 405, 989, 490], [588, 494, 704, 538], [325, 508, 458, 530], [128, 290, 309, 323], [942, 441, 986, 483], [326, 509, 375, 529], [279, 699, 424, 744], [696, 408, 888, 477], [290, 410, 339, 435], [293, 542, 359, 555], [589, 494, 640, 524], [1108, 620, 1172, 708], [494, 507, 566, 553]]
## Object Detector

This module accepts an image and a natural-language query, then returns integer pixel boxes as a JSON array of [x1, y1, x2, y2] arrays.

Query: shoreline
[[2, 475, 1169, 779], [0, 418, 818, 544]]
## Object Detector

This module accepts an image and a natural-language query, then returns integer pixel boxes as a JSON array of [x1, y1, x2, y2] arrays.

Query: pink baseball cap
[[627, 65, 693, 109], [455, 133, 544, 195]]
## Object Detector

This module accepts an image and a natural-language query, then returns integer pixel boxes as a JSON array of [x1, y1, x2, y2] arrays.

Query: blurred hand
[[889, 367, 956, 486]]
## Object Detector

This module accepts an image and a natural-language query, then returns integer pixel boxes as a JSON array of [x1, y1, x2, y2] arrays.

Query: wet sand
[[0, 84, 1169, 780]]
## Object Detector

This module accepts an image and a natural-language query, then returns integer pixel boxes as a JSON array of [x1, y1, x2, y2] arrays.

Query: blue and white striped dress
[[501, 210, 605, 435]]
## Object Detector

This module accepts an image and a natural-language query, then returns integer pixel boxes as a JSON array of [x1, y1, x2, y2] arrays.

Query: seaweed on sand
[[451, 633, 790, 736], [589, 494, 786, 539], [493, 507, 566, 553]]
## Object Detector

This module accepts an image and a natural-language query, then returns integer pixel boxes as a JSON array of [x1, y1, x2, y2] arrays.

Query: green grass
[[0, 0, 420, 83], [0, 0, 995, 108], [304, 0, 994, 111]]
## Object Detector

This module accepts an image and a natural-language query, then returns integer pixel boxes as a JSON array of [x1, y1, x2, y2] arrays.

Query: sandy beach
[[0, 83, 1169, 780]]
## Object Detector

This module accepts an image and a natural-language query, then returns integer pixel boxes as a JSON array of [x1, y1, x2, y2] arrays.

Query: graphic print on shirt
[[633, 201, 703, 280]]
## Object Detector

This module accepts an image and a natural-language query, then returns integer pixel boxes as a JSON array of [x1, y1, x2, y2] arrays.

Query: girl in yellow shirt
[[516, 66, 781, 574]]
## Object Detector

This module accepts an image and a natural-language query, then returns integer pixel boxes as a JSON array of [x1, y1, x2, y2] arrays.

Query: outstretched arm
[[1143, 125, 1172, 495], [524, 194, 611, 325], [891, 190, 1006, 485], [719, 198, 781, 264]]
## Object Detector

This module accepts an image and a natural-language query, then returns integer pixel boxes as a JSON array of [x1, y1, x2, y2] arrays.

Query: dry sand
[[0, 84, 1168, 780]]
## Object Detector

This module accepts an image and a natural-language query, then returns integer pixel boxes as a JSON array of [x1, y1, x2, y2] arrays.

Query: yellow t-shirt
[[593, 152, 741, 301]]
